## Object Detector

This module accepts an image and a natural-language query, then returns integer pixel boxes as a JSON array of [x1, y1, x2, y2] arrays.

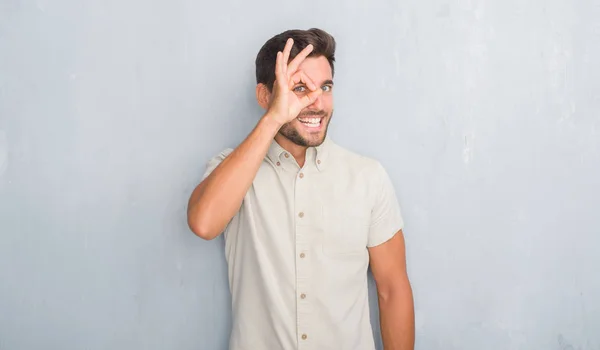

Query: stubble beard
[[279, 110, 333, 147]]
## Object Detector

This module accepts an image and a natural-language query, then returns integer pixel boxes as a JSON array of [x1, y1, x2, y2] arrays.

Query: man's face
[[276, 56, 334, 147]]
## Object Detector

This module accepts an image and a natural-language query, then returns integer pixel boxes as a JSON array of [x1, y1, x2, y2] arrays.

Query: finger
[[300, 88, 323, 108], [288, 70, 317, 91], [287, 44, 314, 77], [275, 51, 281, 76], [288, 71, 302, 90], [300, 71, 317, 91], [282, 38, 293, 75], [275, 51, 286, 89]]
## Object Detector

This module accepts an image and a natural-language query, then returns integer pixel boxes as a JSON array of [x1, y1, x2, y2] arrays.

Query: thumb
[[300, 89, 322, 108]]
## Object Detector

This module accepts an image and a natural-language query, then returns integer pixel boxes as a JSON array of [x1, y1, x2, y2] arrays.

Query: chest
[[244, 163, 375, 255]]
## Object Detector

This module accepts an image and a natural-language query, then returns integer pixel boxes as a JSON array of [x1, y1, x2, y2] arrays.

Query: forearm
[[378, 280, 415, 350], [187, 113, 282, 239]]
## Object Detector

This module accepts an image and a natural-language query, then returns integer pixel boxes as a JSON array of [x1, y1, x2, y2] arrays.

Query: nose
[[308, 93, 323, 110]]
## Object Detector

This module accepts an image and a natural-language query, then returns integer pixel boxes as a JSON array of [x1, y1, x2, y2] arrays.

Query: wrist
[[260, 112, 285, 131]]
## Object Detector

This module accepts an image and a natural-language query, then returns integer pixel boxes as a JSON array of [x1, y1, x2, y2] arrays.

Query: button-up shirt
[[201, 137, 404, 350]]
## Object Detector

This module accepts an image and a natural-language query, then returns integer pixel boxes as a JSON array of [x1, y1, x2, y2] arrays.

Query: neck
[[274, 134, 308, 168]]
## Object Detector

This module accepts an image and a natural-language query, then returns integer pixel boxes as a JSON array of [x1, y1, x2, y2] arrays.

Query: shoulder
[[204, 147, 235, 167], [202, 147, 234, 179], [327, 141, 399, 213], [328, 141, 387, 179], [210, 148, 234, 161]]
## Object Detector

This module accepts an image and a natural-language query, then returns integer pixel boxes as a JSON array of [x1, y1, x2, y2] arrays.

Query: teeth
[[297, 116, 322, 128], [298, 117, 321, 125]]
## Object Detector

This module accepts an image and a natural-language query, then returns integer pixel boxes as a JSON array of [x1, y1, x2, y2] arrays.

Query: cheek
[[285, 119, 302, 128]]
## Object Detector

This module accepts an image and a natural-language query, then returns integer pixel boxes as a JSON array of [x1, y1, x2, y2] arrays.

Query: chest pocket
[[321, 202, 371, 256]]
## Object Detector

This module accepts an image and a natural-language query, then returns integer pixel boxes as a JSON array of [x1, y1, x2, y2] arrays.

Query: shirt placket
[[294, 165, 313, 349]]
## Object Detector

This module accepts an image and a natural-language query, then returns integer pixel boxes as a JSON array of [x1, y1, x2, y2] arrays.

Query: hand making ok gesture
[[267, 38, 323, 126]]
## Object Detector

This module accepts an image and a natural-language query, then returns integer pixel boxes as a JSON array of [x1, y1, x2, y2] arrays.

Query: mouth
[[297, 116, 324, 129]]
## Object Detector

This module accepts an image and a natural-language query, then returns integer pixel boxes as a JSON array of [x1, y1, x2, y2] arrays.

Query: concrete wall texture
[[1, 0, 599, 349]]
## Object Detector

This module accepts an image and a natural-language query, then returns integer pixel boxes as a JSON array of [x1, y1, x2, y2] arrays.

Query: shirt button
[[299, 173, 304, 178], [300, 293, 306, 299], [317, 159, 321, 164], [284, 153, 290, 158], [301, 334, 307, 340], [300, 253, 305, 258], [298, 212, 304, 218], [276, 161, 281, 166]]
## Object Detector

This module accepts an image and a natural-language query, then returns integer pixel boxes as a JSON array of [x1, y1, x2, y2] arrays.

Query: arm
[[368, 229, 415, 350], [186, 115, 281, 240], [187, 38, 322, 240]]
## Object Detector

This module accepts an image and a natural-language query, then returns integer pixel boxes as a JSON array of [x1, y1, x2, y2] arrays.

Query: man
[[187, 28, 415, 350]]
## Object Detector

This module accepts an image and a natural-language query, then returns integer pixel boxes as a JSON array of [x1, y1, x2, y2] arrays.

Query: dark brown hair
[[255, 28, 336, 91]]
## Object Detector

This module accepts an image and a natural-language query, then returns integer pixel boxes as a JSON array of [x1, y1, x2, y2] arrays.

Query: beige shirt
[[202, 137, 404, 350]]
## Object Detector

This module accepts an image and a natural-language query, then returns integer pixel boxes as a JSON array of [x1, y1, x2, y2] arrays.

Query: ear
[[256, 83, 271, 110]]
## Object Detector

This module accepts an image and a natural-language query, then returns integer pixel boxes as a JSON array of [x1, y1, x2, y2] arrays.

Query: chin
[[279, 114, 331, 147], [290, 129, 328, 147], [303, 135, 326, 147]]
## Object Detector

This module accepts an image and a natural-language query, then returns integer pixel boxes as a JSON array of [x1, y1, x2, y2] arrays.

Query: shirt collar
[[267, 136, 332, 171]]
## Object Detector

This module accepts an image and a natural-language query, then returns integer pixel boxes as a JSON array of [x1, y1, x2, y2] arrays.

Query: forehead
[[296, 56, 332, 83]]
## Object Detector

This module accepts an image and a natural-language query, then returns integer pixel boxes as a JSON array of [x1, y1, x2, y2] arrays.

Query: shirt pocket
[[321, 203, 370, 256]]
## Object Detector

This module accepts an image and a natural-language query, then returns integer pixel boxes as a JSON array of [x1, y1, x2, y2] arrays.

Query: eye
[[322, 85, 333, 92], [293, 85, 307, 93]]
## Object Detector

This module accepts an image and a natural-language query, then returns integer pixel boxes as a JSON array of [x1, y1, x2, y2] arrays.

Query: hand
[[266, 38, 323, 126]]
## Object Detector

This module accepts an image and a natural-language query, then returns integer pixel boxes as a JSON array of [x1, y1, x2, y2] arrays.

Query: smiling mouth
[[297, 116, 323, 128]]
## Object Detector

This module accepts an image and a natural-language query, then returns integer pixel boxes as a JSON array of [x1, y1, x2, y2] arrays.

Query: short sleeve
[[367, 162, 404, 247], [202, 148, 234, 180]]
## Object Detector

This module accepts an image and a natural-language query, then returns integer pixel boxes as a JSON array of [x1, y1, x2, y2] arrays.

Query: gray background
[[1, 0, 599, 349]]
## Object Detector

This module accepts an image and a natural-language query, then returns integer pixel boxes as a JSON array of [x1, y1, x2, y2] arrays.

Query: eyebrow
[[295, 79, 334, 87]]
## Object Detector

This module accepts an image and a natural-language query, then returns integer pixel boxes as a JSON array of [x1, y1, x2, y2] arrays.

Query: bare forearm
[[187, 113, 282, 239], [379, 283, 415, 350]]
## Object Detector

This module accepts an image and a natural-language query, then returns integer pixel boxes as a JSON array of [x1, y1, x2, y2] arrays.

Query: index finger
[[286, 44, 314, 77], [288, 70, 318, 91], [281, 38, 294, 75]]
